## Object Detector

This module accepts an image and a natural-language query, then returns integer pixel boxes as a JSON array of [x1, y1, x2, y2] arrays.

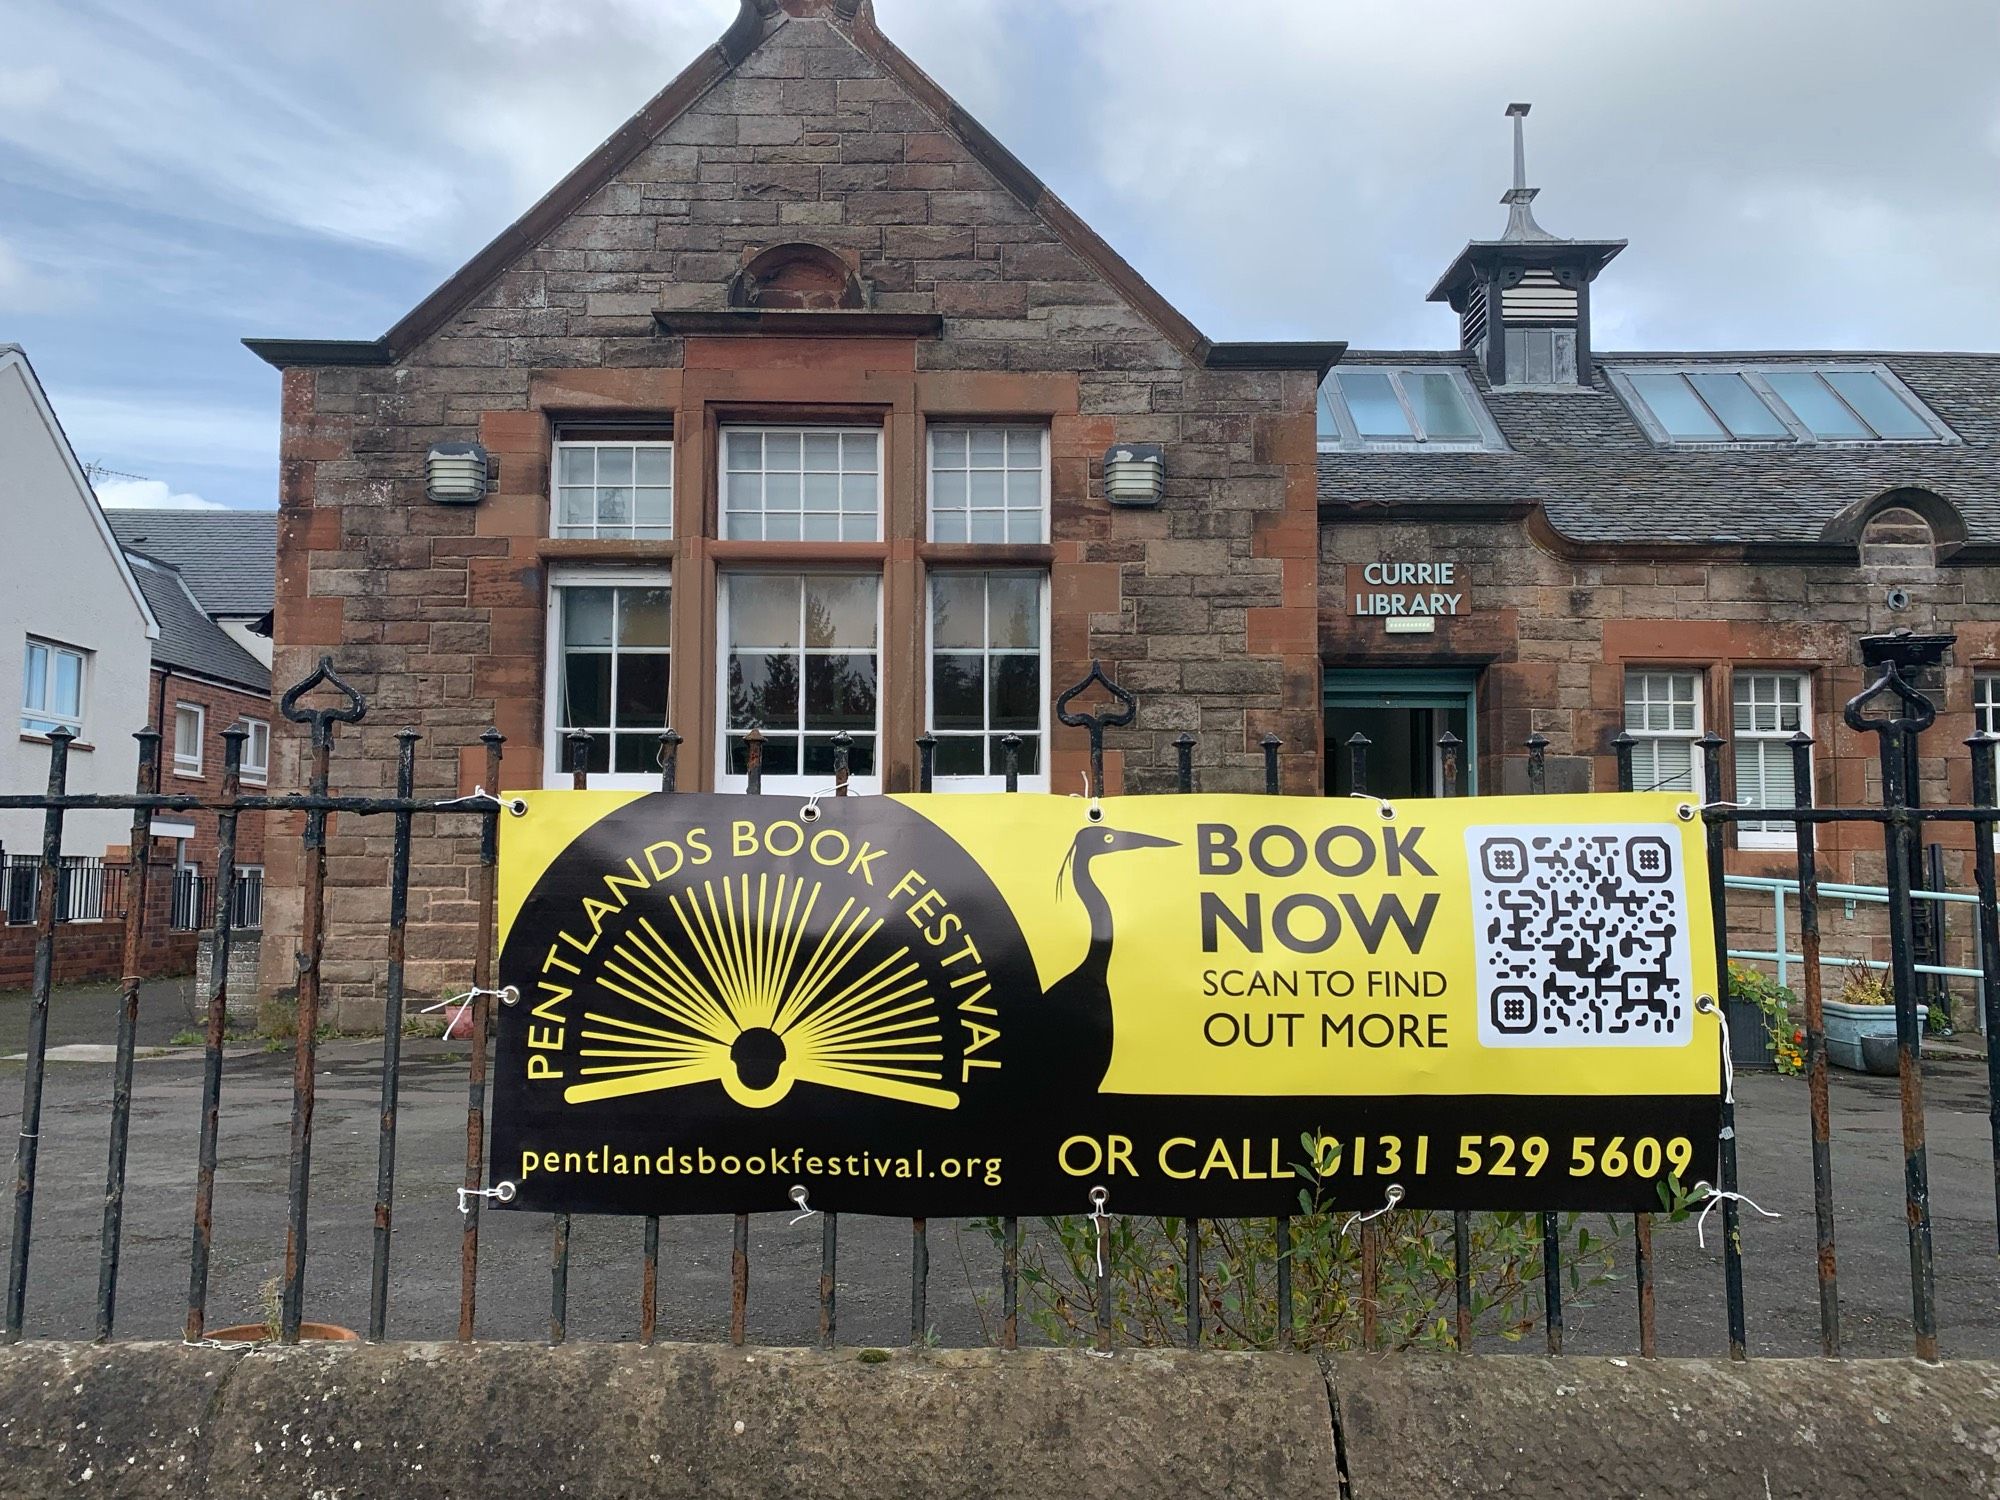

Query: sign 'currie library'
[[1346, 561, 1469, 619]]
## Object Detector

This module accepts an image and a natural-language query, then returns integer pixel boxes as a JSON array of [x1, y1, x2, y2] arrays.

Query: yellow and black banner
[[489, 792, 1721, 1216]]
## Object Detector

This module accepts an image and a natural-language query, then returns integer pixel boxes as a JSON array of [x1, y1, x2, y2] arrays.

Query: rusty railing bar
[[547, 728, 591, 1345], [1971, 733, 2000, 1257], [186, 725, 245, 1341], [366, 728, 420, 1341], [994, 731, 1021, 1347], [1523, 733, 1563, 1358], [639, 727, 679, 1347], [4, 728, 71, 1342], [1438, 728, 1473, 1354], [1788, 731, 1840, 1358], [1258, 732, 1294, 1347], [1346, 731, 1380, 1349], [95, 728, 161, 1339], [1612, 729, 1658, 1360], [457, 728, 503, 1342], [731, 726, 762, 1348], [1697, 730, 1749, 1361]]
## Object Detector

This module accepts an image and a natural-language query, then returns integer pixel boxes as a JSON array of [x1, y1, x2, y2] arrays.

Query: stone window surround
[[490, 361, 1079, 794]]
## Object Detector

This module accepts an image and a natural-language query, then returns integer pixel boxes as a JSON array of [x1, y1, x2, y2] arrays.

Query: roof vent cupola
[[1428, 104, 1625, 390]]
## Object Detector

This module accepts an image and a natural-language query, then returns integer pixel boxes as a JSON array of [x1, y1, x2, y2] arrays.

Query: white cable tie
[[1347, 791, 1396, 821], [1696, 994, 1734, 1105], [457, 1181, 516, 1216], [433, 787, 504, 810], [798, 785, 841, 823], [1690, 1181, 1781, 1250], [787, 1184, 818, 1225], [1087, 1185, 1111, 1278], [1340, 1183, 1405, 1237]]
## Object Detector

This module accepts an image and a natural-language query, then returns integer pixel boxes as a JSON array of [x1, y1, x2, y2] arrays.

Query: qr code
[[1466, 823, 1694, 1048]]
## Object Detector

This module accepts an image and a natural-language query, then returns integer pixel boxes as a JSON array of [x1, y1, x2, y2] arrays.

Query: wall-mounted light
[[426, 442, 493, 504], [1102, 443, 1164, 508]]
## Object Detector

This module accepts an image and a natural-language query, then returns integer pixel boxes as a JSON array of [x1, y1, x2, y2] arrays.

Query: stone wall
[[261, 4, 1319, 1024]]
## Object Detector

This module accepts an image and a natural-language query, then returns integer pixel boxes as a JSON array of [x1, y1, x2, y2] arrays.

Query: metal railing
[[1725, 873, 1984, 989], [2, 854, 118, 926], [0, 652, 1995, 1368]]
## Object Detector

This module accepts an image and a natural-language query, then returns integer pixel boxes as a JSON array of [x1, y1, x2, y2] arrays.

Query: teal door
[[1324, 669, 1478, 799]]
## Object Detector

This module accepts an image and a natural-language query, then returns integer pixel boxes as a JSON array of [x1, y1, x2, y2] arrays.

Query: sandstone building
[[247, 0, 2000, 1024]]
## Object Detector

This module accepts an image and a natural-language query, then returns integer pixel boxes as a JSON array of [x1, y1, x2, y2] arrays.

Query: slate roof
[[105, 509, 277, 617], [1317, 349, 2000, 550], [122, 553, 270, 695]]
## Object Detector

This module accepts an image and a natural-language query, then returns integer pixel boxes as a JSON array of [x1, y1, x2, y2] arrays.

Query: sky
[[3, 0, 1996, 512]]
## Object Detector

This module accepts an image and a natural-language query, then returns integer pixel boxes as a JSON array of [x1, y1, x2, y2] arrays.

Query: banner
[[489, 791, 1721, 1216]]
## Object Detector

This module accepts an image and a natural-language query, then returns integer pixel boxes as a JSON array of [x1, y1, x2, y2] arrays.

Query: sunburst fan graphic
[[563, 872, 959, 1111]]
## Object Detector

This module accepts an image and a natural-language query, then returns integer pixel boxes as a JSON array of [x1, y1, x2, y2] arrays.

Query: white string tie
[[798, 786, 841, 823], [1087, 1185, 1111, 1277], [787, 1185, 818, 1225], [1346, 791, 1397, 822], [1691, 1182, 1781, 1249], [1341, 1183, 1405, 1237], [433, 787, 504, 810], [1696, 994, 1734, 1106], [457, 1181, 516, 1216], [1069, 772, 1104, 822], [422, 984, 518, 1037]]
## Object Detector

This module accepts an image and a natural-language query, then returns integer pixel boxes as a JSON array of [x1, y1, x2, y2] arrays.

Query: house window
[[722, 427, 880, 542], [1610, 363, 1951, 446], [553, 430, 673, 539], [1733, 672, 1809, 843], [927, 427, 1048, 543], [928, 571, 1046, 787], [1623, 670, 1701, 793], [240, 717, 270, 785], [173, 703, 205, 776], [721, 573, 879, 790], [1504, 326, 1577, 386], [1976, 673, 2000, 738], [1317, 367, 1504, 451], [545, 570, 671, 787], [21, 638, 85, 737]]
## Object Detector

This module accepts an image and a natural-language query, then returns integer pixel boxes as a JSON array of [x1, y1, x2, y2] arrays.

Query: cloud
[[0, 233, 86, 314], [92, 478, 226, 511]]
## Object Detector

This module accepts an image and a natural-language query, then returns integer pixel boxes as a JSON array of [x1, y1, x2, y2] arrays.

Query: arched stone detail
[[1822, 486, 1965, 562], [728, 242, 867, 311]]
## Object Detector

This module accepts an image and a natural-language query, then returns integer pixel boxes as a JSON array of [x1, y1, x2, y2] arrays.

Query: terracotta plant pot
[[205, 1322, 359, 1343]]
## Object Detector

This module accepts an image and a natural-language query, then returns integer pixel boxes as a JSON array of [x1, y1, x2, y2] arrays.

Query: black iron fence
[[0, 653, 1995, 1363], [168, 866, 263, 933], [1, 855, 119, 926]]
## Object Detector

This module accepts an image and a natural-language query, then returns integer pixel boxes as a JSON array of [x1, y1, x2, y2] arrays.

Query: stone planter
[[1823, 999, 1925, 1073]]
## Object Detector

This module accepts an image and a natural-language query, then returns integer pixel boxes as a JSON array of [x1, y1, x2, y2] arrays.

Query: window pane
[[804, 576, 877, 647], [727, 576, 801, 649], [805, 735, 875, 776], [931, 575, 983, 649], [1339, 372, 1411, 439], [1006, 470, 1040, 511], [52, 652, 81, 717], [802, 512, 840, 542], [803, 431, 842, 469], [987, 574, 1039, 648], [1765, 371, 1870, 439], [728, 654, 800, 730], [1522, 329, 1553, 386], [765, 470, 801, 513], [1004, 509, 1042, 543], [1316, 385, 1342, 442], [805, 655, 877, 729], [1688, 372, 1789, 439], [803, 472, 839, 511], [596, 448, 633, 485], [563, 589, 614, 648], [176, 708, 200, 758], [1405, 372, 1477, 440], [931, 429, 968, 468], [615, 654, 669, 724], [932, 654, 984, 729], [842, 431, 877, 469], [968, 510, 1005, 543], [993, 733, 1039, 774], [727, 734, 795, 777], [725, 431, 760, 471], [634, 447, 672, 485], [969, 428, 1006, 466], [990, 654, 1040, 729], [634, 488, 671, 526], [561, 653, 610, 727], [596, 486, 632, 527], [934, 737, 983, 776], [23, 641, 47, 709], [1628, 373, 1726, 440], [764, 431, 801, 469], [1824, 371, 1933, 439], [559, 488, 594, 529], [933, 510, 967, 543], [931, 469, 966, 513], [245, 722, 270, 772], [557, 447, 594, 484], [613, 734, 660, 774]]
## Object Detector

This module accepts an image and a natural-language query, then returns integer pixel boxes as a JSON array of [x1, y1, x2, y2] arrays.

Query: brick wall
[[0, 842, 195, 990], [261, 5, 1320, 1025]]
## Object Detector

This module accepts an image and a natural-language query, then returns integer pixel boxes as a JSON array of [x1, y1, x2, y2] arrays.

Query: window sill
[[917, 542, 1055, 565], [19, 732, 93, 752], [172, 768, 205, 781], [538, 538, 678, 564]]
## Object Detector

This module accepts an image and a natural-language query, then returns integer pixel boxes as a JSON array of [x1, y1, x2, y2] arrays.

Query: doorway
[[1324, 669, 1478, 799]]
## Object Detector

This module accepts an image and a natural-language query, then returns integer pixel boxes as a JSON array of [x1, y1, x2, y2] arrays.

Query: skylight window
[[1318, 367, 1503, 451], [1611, 363, 1950, 447]]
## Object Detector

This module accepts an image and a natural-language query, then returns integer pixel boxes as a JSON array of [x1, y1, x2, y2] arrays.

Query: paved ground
[[2, 979, 1995, 1356]]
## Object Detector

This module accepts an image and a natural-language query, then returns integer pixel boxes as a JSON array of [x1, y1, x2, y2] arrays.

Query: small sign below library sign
[[1345, 561, 1468, 635]]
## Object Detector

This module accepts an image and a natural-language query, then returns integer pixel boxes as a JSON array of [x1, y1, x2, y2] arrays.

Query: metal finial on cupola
[[1500, 102, 1557, 242]]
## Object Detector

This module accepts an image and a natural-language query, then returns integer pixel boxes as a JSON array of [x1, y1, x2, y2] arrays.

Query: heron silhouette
[[1013, 823, 1179, 1097]]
